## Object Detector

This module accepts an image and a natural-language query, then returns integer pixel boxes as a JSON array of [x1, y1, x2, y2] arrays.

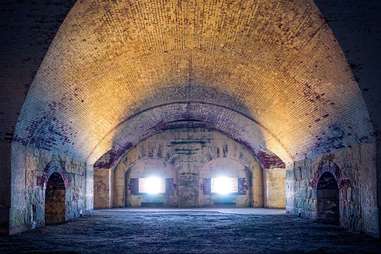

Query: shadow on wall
[[45, 172, 66, 225], [316, 172, 339, 224], [288, 151, 378, 236], [0, 0, 76, 235], [314, 0, 381, 236]]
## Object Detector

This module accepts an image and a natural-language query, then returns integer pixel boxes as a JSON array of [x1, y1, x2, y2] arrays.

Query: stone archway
[[316, 172, 339, 224], [123, 159, 177, 208], [45, 173, 66, 225], [199, 158, 254, 208]]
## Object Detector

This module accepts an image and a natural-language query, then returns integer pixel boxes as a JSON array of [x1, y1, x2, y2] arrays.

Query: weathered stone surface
[[314, 0, 381, 235], [1, 209, 381, 254], [9, 143, 90, 234], [0, 0, 76, 234], [264, 168, 286, 208], [1, 0, 380, 238], [105, 128, 264, 208], [286, 143, 379, 237], [94, 168, 112, 209], [13, 0, 373, 165]]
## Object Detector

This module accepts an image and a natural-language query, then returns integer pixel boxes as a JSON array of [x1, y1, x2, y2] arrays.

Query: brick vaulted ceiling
[[14, 0, 374, 166]]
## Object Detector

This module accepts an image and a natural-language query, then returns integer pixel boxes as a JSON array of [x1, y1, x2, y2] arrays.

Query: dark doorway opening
[[317, 172, 339, 224], [45, 173, 66, 225]]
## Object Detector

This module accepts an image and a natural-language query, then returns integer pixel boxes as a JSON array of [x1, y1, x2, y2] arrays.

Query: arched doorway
[[316, 172, 339, 224], [45, 173, 66, 225]]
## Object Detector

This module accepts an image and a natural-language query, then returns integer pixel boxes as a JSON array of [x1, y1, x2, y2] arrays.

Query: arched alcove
[[45, 173, 66, 225], [107, 127, 263, 208], [124, 159, 176, 208], [316, 172, 339, 224], [199, 158, 255, 208]]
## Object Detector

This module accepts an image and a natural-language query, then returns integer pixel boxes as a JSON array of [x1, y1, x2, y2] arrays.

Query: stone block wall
[[10, 143, 91, 234], [125, 159, 177, 207], [199, 158, 252, 208], [264, 168, 286, 208], [95, 128, 266, 208], [286, 143, 379, 237], [94, 168, 112, 209]]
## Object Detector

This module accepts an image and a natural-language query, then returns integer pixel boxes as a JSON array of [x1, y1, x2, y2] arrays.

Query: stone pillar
[[359, 144, 379, 237], [285, 163, 296, 213], [264, 168, 286, 208], [252, 164, 263, 207], [94, 168, 112, 209]]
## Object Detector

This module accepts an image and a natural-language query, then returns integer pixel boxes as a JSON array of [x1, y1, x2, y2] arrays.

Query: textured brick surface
[[13, 0, 374, 163], [94, 168, 112, 209], [9, 143, 89, 234], [2, 0, 380, 236], [286, 143, 379, 237], [0, 0, 76, 234], [264, 168, 286, 208], [314, 0, 381, 238], [106, 128, 264, 208]]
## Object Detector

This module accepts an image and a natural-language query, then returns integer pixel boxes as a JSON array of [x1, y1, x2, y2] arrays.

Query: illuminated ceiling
[[14, 0, 373, 166]]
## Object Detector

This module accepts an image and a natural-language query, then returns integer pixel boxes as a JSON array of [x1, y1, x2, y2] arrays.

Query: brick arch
[[199, 156, 262, 207], [310, 157, 342, 188], [91, 102, 289, 170], [309, 156, 359, 228], [123, 159, 177, 207], [37, 160, 69, 189], [13, 0, 373, 165], [7, 0, 377, 234], [199, 158, 251, 196]]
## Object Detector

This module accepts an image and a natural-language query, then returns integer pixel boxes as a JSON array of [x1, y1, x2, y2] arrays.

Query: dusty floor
[[1, 208, 380, 254]]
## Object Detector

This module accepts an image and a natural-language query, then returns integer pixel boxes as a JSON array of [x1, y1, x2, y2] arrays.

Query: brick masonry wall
[[264, 168, 286, 208], [9, 143, 90, 234], [97, 128, 266, 208], [0, 0, 75, 234], [286, 143, 379, 237], [13, 0, 374, 166], [2, 0, 380, 236], [94, 169, 112, 209]]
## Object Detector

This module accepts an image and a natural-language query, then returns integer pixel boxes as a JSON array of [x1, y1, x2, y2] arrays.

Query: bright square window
[[211, 176, 238, 194], [138, 177, 165, 194]]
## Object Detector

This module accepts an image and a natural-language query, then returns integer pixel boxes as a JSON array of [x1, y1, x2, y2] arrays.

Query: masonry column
[[263, 168, 286, 208], [94, 168, 112, 209]]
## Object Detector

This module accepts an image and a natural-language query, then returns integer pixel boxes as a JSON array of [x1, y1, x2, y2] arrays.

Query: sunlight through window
[[211, 176, 238, 195], [139, 176, 165, 194]]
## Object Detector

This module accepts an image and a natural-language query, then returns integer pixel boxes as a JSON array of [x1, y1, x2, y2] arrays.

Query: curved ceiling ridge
[[13, 0, 374, 164], [87, 101, 292, 166]]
